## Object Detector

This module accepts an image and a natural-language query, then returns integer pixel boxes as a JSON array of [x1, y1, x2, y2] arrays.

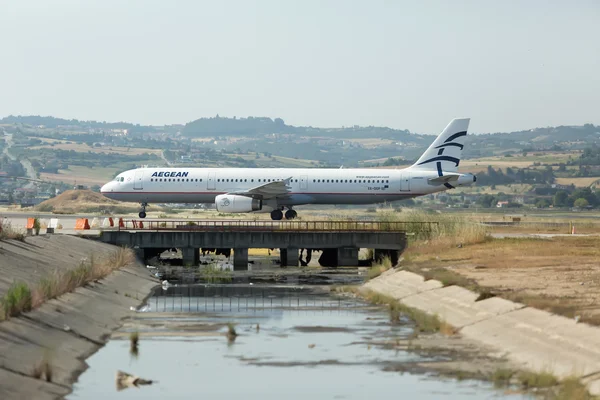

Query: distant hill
[[0, 115, 155, 133], [3, 114, 599, 158]]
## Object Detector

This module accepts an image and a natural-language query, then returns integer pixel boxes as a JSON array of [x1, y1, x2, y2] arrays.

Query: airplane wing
[[428, 174, 460, 184], [228, 177, 292, 199]]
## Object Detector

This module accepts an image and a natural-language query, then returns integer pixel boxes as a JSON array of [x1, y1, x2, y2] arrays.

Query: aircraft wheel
[[270, 209, 283, 220], [285, 209, 297, 220], [139, 211, 147, 219]]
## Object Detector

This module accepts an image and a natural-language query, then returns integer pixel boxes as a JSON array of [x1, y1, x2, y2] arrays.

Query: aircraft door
[[300, 175, 308, 190], [399, 174, 410, 191], [133, 170, 144, 190], [207, 172, 216, 190]]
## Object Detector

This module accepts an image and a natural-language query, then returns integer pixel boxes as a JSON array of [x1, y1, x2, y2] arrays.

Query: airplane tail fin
[[410, 118, 470, 173]]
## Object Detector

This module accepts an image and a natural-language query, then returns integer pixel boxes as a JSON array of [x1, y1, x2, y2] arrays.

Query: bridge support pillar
[[280, 248, 299, 267], [337, 247, 359, 266], [134, 248, 147, 263], [182, 248, 199, 266], [233, 248, 249, 271]]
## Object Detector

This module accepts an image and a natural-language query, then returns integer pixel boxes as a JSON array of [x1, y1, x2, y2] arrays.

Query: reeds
[[2, 247, 135, 321]]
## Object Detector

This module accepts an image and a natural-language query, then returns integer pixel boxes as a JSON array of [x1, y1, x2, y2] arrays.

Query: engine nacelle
[[215, 194, 262, 213]]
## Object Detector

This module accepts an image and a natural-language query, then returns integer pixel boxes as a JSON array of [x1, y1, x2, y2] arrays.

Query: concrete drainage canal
[[69, 282, 532, 399]]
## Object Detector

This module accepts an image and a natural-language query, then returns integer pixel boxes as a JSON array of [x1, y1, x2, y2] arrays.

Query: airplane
[[100, 118, 476, 220]]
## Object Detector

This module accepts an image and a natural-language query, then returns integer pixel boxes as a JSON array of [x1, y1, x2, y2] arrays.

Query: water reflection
[[69, 285, 531, 400]]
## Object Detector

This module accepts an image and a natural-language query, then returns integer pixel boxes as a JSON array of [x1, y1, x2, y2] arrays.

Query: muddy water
[[69, 285, 530, 400]]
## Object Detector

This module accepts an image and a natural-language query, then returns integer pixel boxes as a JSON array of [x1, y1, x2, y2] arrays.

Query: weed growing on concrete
[[362, 290, 441, 333], [553, 377, 592, 400], [227, 323, 238, 343], [367, 257, 392, 280], [491, 368, 515, 387], [1, 281, 32, 319], [518, 371, 557, 389], [29, 248, 136, 310], [130, 331, 139, 357]]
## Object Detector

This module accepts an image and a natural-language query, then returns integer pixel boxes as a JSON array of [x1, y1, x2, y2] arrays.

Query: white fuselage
[[100, 166, 471, 208]]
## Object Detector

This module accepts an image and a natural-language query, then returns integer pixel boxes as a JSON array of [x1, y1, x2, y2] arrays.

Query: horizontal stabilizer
[[428, 174, 460, 184]]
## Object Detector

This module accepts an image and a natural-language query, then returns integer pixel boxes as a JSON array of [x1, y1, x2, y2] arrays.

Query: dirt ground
[[404, 235, 600, 325]]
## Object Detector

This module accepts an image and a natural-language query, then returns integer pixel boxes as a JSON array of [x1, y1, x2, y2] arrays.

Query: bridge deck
[[113, 219, 435, 233], [98, 220, 416, 269]]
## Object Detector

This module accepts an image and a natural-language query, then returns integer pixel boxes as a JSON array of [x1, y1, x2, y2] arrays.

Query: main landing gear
[[270, 208, 297, 221], [139, 202, 148, 219]]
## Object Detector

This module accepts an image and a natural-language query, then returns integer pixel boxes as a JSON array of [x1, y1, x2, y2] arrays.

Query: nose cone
[[100, 182, 113, 196]]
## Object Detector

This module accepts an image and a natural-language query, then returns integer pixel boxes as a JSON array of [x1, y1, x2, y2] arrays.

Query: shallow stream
[[69, 284, 530, 399]]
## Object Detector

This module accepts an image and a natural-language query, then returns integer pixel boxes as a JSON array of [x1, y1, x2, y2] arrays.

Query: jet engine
[[215, 194, 262, 213]]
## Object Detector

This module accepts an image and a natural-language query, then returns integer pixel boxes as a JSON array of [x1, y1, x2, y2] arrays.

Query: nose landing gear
[[139, 202, 148, 219]]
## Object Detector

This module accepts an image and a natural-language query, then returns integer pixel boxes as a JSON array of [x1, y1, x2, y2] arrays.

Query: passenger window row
[[150, 178, 203, 182], [312, 179, 389, 184], [148, 177, 388, 184]]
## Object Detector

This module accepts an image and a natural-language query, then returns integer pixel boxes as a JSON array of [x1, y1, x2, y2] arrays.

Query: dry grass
[[402, 236, 600, 324], [2, 247, 136, 320], [367, 257, 393, 280], [518, 371, 558, 389], [335, 287, 443, 333], [0, 218, 26, 241], [406, 237, 600, 270]]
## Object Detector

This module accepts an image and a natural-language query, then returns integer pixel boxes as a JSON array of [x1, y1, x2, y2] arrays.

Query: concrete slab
[[401, 285, 525, 328], [462, 307, 600, 378], [0, 368, 69, 400], [365, 270, 442, 299]]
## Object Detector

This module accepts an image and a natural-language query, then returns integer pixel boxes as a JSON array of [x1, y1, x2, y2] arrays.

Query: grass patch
[[553, 377, 593, 400], [1, 282, 32, 319], [367, 257, 392, 280], [506, 293, 579, 319], [491, 368, 515, 388], [0, 218, 26, 241], [201, 264, 232, 283], [518, 371, 558, 389], [358, 289, 441, 333], [2, 247, 136, 320]]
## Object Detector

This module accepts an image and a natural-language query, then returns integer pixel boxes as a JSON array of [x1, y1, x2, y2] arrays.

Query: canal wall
[[366, 269, 600, 395], [0, 235, 159, 400]]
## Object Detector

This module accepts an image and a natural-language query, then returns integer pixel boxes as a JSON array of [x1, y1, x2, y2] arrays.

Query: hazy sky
[[0, 0, 598, 134]]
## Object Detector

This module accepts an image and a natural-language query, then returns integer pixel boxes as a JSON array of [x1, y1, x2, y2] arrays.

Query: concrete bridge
[[97, 220, 417, 270]]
